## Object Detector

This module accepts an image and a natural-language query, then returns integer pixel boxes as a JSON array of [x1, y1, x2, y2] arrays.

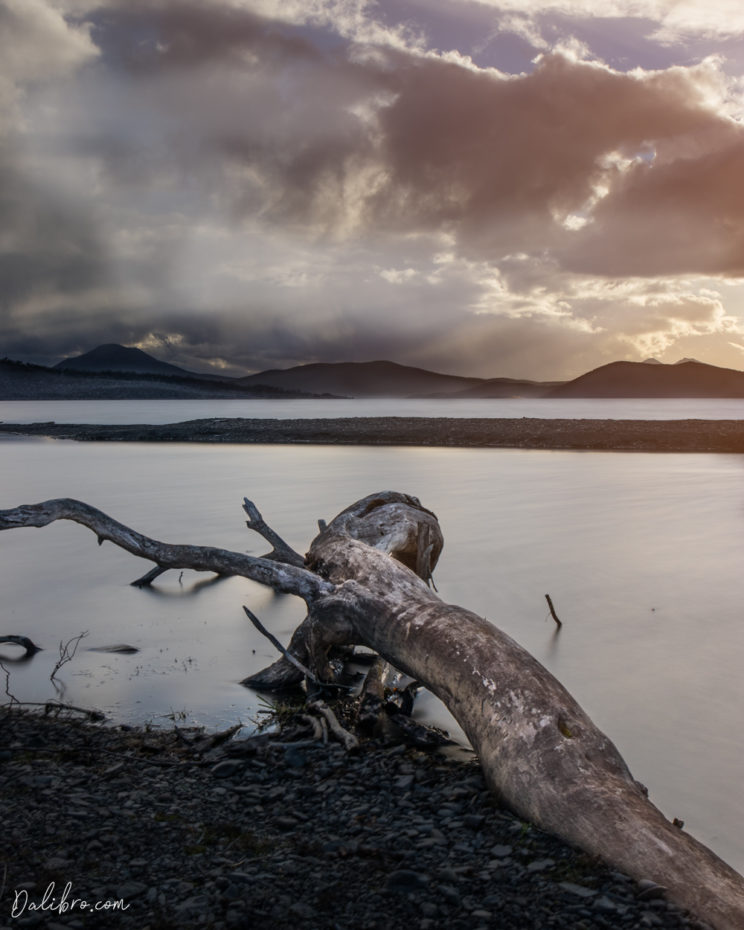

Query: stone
[[211, 760, 245, 778], [490, 844, 513, 858], [384, 870, 429, 893], [526, 857, 555, 872], [559, 882, 597, 899]]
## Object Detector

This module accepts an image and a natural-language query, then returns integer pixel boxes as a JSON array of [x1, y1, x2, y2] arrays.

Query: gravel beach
[[0, 707, 715, 930], [2, 416, 744, 452]]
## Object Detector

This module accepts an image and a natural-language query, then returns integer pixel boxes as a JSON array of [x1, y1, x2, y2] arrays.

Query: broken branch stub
[[242, 497, 305, 567], [0, 491, 742, 930]]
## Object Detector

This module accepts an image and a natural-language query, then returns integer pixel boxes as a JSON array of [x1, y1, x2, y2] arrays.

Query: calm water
[[1, 439, 743, 872], [3, 396, 744, 423]]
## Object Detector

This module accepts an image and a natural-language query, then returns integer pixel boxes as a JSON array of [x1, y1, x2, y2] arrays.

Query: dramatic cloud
[[2, 0, 744, 378]]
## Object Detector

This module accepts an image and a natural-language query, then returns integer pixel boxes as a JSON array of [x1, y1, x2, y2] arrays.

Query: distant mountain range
[[549, 359, 744, 398], [0, 350, 328, 401], [3, 343, 744, 401]]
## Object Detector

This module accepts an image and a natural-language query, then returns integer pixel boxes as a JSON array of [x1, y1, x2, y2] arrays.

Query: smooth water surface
[[3, 396, 744, 423], [1, 439, 743, 871]]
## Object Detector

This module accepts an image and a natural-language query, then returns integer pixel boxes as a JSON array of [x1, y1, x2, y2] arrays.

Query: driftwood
[[1, 492, 743, 929], [0, 635, 43, 658]]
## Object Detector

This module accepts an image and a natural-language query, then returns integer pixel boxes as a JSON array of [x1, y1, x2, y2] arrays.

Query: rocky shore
[[1, 707, 714, 930], [1, 415, 743, 452]]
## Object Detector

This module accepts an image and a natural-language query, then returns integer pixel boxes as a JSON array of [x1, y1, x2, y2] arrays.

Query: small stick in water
[[545, 594, 563, 629]]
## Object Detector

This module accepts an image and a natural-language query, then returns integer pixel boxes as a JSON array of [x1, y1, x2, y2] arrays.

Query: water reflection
[[1, 440, 743, 871]]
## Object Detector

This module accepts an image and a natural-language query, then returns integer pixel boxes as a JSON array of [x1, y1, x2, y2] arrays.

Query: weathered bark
[[1, 492, 743, 929]]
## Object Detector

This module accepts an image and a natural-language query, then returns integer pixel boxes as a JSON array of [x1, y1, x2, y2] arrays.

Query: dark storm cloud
[[563, 134, 744, 276], [3, 0, 744, 375], [89, 0, 317, 73], [22, 2, 744, 274], [0, 157, 110, 306], [71, 4, 742, 279]]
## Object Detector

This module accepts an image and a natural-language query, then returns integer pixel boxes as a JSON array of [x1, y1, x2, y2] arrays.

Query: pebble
[[0, 707, 709, 930]]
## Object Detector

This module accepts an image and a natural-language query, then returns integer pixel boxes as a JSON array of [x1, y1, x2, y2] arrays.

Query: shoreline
[[0, 708, 709, 930], [2, 415, 744, 452]]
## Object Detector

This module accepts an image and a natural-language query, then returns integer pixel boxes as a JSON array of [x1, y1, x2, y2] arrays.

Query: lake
[[1, 437, 743, 873], [3, 395, 744, 423]]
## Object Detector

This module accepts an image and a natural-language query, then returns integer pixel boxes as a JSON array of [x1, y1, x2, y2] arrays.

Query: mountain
[[0, 356, 323, 401], [54, 348, 489, 397], [238, 360, 487, 397], [55, 343, 199, 378], [548, 359, 744, 398], [7, 345, 744, 401]]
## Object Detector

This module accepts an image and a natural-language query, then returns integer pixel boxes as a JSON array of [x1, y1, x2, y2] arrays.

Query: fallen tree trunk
[[1, 491, 743, 929]]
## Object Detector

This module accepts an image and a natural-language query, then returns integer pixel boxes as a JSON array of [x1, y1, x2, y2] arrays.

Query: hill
[[238, 360, 486, 397], [53, 347, 496, 397], [54, 343, 202, 378], [8, 345, 744, 401], [549, 359, 744, 397]]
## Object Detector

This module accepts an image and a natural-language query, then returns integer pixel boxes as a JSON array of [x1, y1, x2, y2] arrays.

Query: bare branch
[[0, 498, 332, 605], [242, 498, 304, 567], [242, 606, 321, 686], [50, 631, 88, 684]]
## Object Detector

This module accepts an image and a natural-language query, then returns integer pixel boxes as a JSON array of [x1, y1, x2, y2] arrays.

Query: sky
[[4, 1, 744, 379]]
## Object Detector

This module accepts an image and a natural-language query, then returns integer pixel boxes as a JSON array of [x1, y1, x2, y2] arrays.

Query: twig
[[242, 607, 322, 685], [0, 658, 20, 706], [0, 699, 105, 720], [308, 700, 359, 751], [545, 594, 563, 629], [51, 631, 88, 683], [203, 722, 244, 751]]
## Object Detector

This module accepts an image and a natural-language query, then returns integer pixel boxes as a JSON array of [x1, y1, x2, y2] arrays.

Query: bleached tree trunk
[[1, 491, 743, 930]]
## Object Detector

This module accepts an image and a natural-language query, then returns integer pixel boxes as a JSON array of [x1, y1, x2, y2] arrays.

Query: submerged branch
[[0, 635, 43, 658]]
